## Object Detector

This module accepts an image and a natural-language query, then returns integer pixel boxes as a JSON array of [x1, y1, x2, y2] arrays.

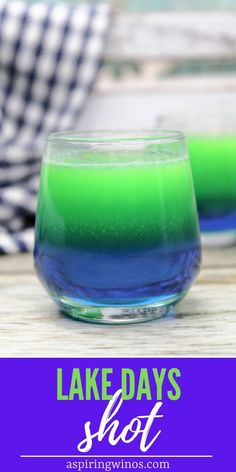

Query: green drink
[[37, 154, 198, 249], [34, 131, 200, 323], [188, 135, 236, 233], [157, 113, 236, 242]]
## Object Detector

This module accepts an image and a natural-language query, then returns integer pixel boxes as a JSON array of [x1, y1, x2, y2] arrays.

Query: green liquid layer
[[37, 157, 199, 250], [188, 136, 236, 217]]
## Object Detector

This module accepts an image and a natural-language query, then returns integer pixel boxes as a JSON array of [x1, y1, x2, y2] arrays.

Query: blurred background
[[19, 0, 236, 131], [32, 0, 236, 131], [25, 0, 236, 8]]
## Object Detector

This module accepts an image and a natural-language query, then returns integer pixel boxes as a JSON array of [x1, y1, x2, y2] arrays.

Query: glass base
[[56, 292, 185, 324], [201, 231, 236, 248]]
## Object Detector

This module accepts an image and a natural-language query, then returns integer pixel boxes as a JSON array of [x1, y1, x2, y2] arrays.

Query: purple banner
[[0, 358, 234, 471]]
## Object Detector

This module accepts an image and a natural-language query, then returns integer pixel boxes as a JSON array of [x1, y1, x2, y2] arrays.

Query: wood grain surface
[[0, 247, 235, 357]]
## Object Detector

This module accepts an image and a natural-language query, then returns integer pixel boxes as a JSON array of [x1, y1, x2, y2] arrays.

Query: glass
[[157, 114, 236, 246], [34, 130, 201, 324]]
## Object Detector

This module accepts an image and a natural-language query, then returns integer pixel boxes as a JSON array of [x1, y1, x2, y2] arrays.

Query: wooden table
[[0, 247, 235, 357]]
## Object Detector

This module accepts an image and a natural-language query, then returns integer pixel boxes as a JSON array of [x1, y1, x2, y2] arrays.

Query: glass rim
[[47, 129, 185, 145]]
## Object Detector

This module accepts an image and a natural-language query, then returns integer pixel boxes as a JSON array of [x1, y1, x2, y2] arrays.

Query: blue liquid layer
[[34, 241, 200, 306], [199, 211, 236, 233]]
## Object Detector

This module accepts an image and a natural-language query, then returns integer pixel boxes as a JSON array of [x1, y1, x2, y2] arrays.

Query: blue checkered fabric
[[0, 1, 111, 254]]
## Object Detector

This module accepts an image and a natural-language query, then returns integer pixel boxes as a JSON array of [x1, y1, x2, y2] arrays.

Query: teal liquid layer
[[35, 154, 200, 306]]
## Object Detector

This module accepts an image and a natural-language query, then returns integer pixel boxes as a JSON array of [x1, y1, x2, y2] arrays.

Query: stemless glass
[[34, 130, 201, 324], [157, 114, 236, 246]]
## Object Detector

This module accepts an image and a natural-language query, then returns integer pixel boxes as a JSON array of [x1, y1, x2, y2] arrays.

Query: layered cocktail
[[157, 114, 236, 244], [34, 131, 201, 323], [188, 135, 236, 236]]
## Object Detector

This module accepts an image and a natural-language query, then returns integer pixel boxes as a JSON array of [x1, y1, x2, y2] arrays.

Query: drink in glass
[[34, 131, 201, 323]]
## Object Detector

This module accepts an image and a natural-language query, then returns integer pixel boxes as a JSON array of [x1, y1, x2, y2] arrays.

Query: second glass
[[34, 131, 201, 324], [158, 114, 236, 246]]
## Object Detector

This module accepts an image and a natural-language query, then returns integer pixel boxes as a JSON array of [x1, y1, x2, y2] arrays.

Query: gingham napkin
[[0, 1, 111, 254]]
